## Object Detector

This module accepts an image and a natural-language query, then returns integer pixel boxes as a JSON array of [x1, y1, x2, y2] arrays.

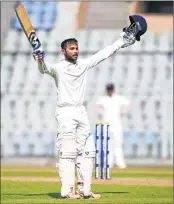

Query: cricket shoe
[[76, 190, 101, 199], [61, 192, 81, 199]]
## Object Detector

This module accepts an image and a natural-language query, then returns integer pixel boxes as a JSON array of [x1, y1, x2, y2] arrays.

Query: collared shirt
[[38, 38, 125, 109]]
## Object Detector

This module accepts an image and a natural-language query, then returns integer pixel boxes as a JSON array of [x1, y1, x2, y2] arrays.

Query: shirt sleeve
[[38, 60, 56, 78], [85, 38, 124, 70]]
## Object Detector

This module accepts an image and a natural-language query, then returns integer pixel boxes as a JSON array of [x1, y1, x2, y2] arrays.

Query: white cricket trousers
[[55, 106, 91, 197], [109, 122, 127, 168], [55, 106, 91, 156]]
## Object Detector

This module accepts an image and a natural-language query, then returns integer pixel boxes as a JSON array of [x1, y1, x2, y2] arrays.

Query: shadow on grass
[[4, 192, 128, 199], [48, 193, 61, 198], [48, 192, 129, 198]]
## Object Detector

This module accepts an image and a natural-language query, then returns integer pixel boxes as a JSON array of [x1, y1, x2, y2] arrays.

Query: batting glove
[[120, 22, 142, 48], [32, 47, 45, 61], [120, 32, 136, 48]]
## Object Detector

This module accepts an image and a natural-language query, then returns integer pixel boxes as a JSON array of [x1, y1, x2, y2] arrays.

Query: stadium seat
[[111, 55, 126, 84], [22, 2, 33, 13], [144, 131, 155, 145], [154, 55, 169, 91], [1, 55, 14, 93], [18, 32, 32, 52], [41, 21, 53, 31], [30, 13, 41, 30], [12, 2, 58, 30], [158, 31, 173, 52], [123, 132, 132, 156], [130, 38, 144, 52], [123, 131, 140, 157], [142, 31, 158, 52], [22, 55, 41, 95], [124, 56, 139, 91], [86, 30, 104, 53], [74, 30, 89, 52], [4, 29, 20, 52], [35, 30, 49, 49], [46, 29, 61, 52], [30, 2, 44, 14], [42, 133, 55, 156], [101, 30, 120, 47], [12, 17, 22, 30], [37, 75, 53, 95], [13, 132, 30, 156], [94, 60, 112, 95], [1, 131, 16, 156], [27, 132, 45, 155], [8, 55, 29, 94], [42, 2, 58, 13], [138, 55, 154, 94]]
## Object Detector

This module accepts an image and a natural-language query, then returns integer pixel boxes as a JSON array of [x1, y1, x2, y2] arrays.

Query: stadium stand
[[12, 2, 58, 30], [1, 2, 173, 160]]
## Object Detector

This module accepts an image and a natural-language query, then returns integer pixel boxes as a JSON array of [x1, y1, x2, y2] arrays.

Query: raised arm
[[32, 47, 56, 78], [85, 37, 125, 70], [85, 16, 147, 70], [37, 60, 56, 78]]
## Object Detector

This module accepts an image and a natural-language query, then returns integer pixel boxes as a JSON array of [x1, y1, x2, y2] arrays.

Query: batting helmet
[[129, 15, 147, 41]]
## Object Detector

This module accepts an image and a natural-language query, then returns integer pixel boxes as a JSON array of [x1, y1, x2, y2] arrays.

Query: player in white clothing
[[32, 16, 147, 199], [96, 83, 131, 169]]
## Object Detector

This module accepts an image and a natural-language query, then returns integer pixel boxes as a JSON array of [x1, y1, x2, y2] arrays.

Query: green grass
[[1, 171, 58, 177], [1, 171, 172, 179], [1, 166, 172, 178], [1, 166, 173, 204], [2, 181, 172, 204]]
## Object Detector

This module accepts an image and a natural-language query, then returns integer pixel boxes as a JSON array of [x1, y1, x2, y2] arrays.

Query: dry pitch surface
[[1, 165, 173, 204]]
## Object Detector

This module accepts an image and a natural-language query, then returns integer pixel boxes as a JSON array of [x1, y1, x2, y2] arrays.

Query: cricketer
[[96, 83, 131, 169], [32, 15, 147, 199]]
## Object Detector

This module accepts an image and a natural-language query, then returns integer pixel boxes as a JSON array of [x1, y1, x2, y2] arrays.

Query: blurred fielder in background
[[32, 15, 147, 199], [96, 83, 131, 169]]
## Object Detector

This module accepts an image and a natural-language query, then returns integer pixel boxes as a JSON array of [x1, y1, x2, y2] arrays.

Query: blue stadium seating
[[13, 18, 21, 30], [123, 131, 140, 146], [144, 131, 158, 144], [123, 131, 160, 145], [12, 2, 58, 30]]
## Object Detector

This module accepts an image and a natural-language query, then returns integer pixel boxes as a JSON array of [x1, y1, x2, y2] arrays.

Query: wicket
[[95, 121, 110, 179]]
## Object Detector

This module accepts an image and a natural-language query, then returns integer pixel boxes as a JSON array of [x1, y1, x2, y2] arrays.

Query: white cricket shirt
[[96, 94, 130, 122], [38, 38, 125, 108]]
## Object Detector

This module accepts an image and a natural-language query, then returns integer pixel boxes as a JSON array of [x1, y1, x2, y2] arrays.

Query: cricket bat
[[15, 4, 41, 50]]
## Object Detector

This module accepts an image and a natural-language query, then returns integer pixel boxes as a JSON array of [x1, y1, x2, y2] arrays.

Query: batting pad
[[56, 158, 76, 196], [76, 155, 94, 196]]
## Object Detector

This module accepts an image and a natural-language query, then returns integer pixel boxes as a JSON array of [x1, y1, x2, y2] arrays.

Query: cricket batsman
[[32, 15, 147, 199]]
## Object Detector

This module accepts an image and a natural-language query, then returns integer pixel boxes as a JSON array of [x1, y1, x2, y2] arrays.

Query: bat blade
[[15, 4, 34, 36], [15, 4, 41, 50]]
